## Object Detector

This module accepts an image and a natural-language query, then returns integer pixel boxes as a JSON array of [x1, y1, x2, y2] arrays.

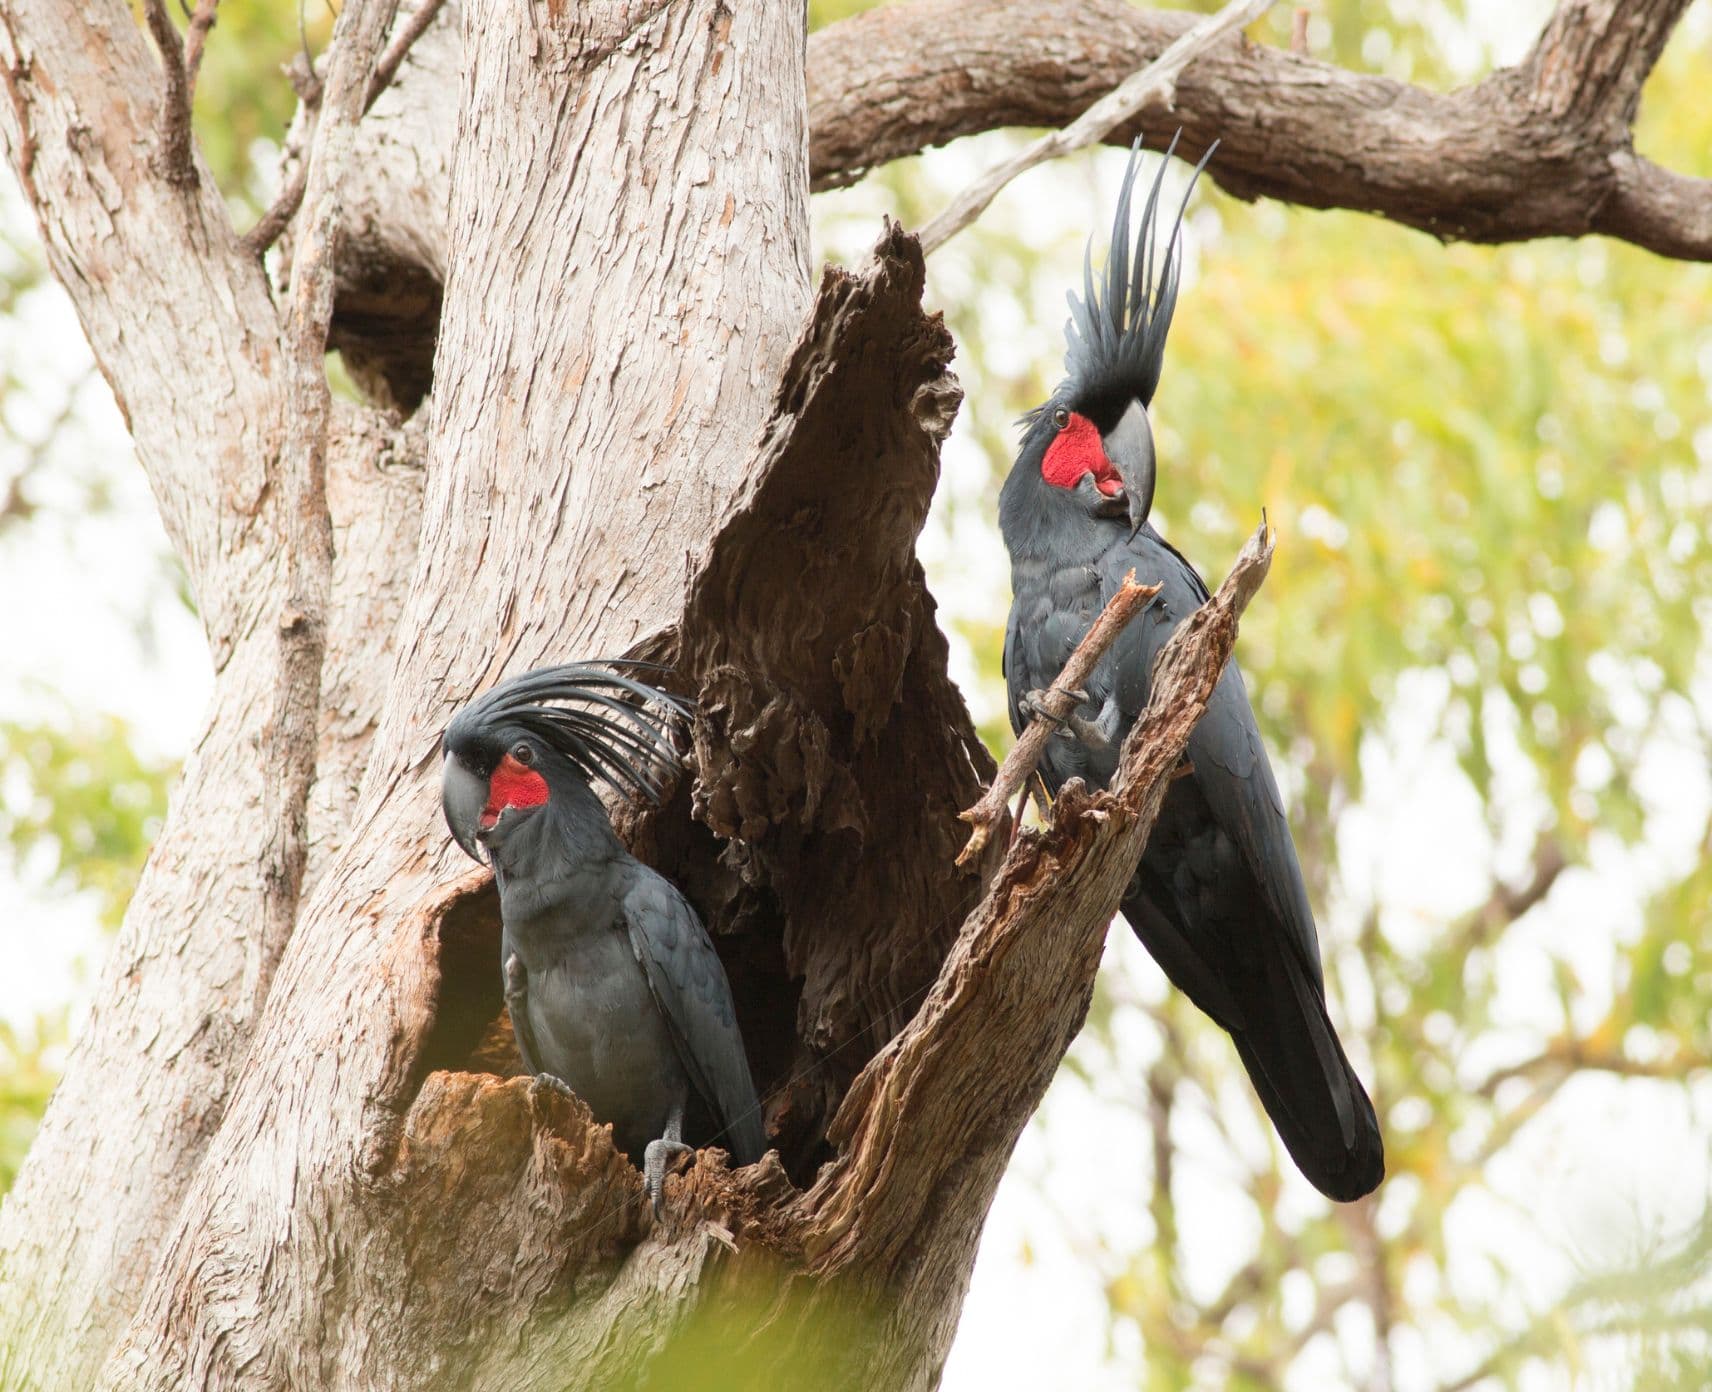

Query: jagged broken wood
[[956, 571, 1160, 868], [798, 519, 1276, 1276]]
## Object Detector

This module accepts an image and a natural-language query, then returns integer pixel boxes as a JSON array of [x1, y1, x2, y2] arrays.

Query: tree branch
[[1520, 0, 1694, 125], [261, 0, 397, 1019], [1474, 1038, 1712, 1099], [809, 0, 1710, 260], [366, 0, 444, 109], [956, 572, 1159, 866], [181, 0, 219, 96], [140, 0, 197, 188], [916, 0, 1274, 254], [801, 522, 1274, 1273], [242, 0, 444, 261], [313, 0, 1708, 404], [1458, 835, 1568, 953]]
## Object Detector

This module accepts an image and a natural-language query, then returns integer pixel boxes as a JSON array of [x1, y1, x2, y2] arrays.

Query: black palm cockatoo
[[441, 662, 765, 1212], [999, 139, 1383, 1201]]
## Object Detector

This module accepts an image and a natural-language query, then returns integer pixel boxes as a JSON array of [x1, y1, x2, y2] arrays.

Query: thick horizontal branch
[[809, 0, 1711, 260], [800, 521, 1273, 1274], [317, 0, 1706, 405], [916, 0, 1273, 254]]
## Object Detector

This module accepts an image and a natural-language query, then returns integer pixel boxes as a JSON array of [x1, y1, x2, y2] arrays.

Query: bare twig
[[1290, 6, 1309, 54], [915, 0, 1275, 255], [182, 0, 220, 94], [242, 0, 441, 261], [242, 162, 310, 261], [956, 572, 1160, 867], [365, 0, 446, 109], [141, 0, 198, 187]]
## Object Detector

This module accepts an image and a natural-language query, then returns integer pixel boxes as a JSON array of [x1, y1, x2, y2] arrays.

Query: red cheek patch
[[1041, 412, 1121, 494], [482, 754, 549, 829]]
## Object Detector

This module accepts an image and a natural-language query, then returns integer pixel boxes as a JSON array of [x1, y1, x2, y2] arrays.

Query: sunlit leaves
[[0, 715, 171, 930]]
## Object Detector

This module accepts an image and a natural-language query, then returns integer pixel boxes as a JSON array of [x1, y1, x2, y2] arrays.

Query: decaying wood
[[915, 0, 1273, 254], [674, 220, 992, 1171], [956, 571, 1159, 868]]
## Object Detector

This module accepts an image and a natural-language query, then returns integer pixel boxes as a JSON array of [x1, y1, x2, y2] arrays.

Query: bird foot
[[532, 1073, 576, 1102], [642, 1137, 694, 1218], [1020, 686, 1088, 728], [1023, 687, 1113, 749]]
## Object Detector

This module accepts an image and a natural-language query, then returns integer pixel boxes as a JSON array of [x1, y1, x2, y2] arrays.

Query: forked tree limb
[[956, 572, 1159, 868], [915, 0, 1274, 254], [802, 520, 1274, 1272], [242, 0, 443, 261]]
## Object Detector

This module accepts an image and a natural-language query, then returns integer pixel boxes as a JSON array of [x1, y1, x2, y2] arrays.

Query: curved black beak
[[1102, 399, 1155, 537], [441, 754, 488, 863]]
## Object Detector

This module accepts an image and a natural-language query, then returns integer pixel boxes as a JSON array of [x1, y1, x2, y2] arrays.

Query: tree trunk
[[2, 0, 1698, 1386]]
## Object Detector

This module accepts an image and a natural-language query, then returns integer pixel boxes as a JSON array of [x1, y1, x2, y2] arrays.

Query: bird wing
[[499, 930, 547, 1077], [1100, 529, 1325, 988], [1002, 603, 1027, 737], [620, 870, 766, 1165]]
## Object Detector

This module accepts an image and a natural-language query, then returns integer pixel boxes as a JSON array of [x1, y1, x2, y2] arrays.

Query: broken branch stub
[[956, 572, 1159, 868]]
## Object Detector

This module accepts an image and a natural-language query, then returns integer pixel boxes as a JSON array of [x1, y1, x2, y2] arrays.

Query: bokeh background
[[3, 2, 1710, 1388]]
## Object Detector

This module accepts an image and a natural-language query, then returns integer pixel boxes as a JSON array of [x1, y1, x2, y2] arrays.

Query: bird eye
[[1052, 406, 1070, 429], [512, 743, 534, 766]]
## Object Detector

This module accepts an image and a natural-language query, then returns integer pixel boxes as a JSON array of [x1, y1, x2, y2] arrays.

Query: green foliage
[[615, 1271, 892, 1392], [0, 715, 171, 930], [0, 715, 171, 1195], [0, 1012, 65, 1197]]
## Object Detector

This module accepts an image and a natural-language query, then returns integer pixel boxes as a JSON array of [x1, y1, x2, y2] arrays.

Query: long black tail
[[1227, 933, 1384, 1201], [1122, 893, 1384, 1202]]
